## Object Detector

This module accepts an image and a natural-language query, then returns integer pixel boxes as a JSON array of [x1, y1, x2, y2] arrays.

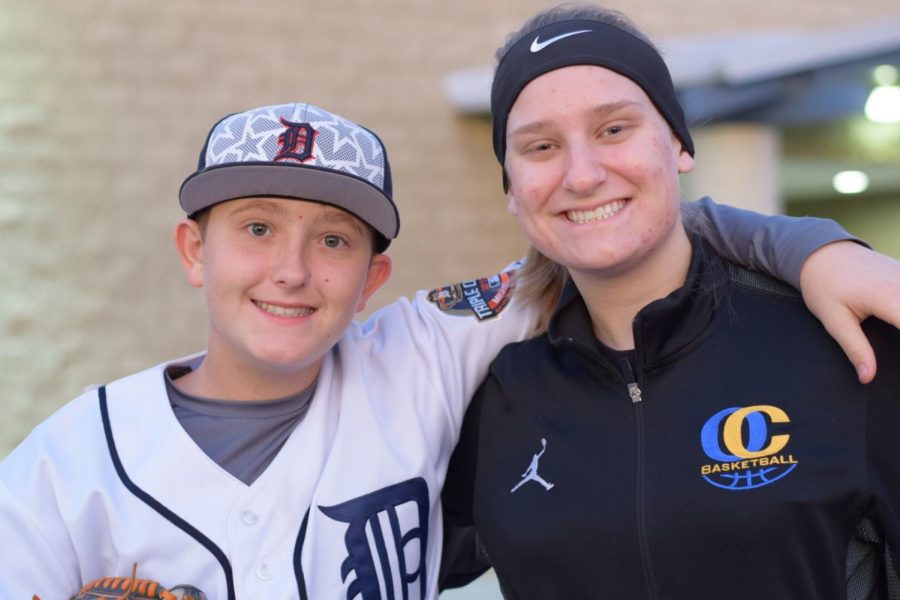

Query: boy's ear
[[174, 218, 205, 288], [356, 253, 393, 313]]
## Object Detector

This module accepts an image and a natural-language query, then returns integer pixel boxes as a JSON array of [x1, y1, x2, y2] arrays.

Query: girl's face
[[504, 65, 695, 280]]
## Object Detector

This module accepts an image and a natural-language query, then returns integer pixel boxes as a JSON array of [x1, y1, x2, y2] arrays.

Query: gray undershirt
[[164, 361, 315, 486]]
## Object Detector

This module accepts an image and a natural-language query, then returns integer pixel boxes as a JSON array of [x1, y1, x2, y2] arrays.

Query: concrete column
[[681, 123, 783, 215]]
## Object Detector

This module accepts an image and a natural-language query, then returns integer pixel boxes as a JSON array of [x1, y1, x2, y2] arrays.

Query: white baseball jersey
[[0, 271, 531, 600]]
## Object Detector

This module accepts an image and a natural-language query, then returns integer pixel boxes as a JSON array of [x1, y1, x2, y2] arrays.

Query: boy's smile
[[252, 300, 316, 318], [175, 197, 391, 400]]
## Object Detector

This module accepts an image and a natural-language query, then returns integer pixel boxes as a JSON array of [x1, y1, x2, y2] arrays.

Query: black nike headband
[[491, 19, 695, 190]]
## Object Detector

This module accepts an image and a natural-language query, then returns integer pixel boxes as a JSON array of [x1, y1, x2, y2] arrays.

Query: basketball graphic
[[699, 405, 798, 491]]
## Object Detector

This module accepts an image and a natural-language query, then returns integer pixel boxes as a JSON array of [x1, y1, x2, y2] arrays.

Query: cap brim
[[179, 163, 399, 241]]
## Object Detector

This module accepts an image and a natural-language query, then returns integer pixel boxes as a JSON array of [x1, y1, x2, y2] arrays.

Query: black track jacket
[[442, 240, 900, 599]]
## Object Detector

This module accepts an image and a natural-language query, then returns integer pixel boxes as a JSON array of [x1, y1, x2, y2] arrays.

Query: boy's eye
[[323, 234, 346, 248], [247, 223, 269, 236]]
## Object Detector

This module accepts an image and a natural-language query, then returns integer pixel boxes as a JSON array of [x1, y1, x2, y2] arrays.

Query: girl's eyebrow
[[588, 100, 640, 118], [508, 100, 640, 138]]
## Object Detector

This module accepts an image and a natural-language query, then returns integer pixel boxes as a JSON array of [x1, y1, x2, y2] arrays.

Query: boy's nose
[[271, 243, 311, 287]]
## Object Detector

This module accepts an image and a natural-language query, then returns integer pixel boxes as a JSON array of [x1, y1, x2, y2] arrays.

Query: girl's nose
[[562, 143, 608, 196]]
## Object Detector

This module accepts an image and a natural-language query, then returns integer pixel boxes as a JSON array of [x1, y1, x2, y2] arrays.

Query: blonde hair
[[515, 246, 569, 336]]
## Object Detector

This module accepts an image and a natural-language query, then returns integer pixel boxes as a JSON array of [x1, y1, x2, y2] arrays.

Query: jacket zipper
[[619, 356, 658, 600], [558, 337, 659, 599]]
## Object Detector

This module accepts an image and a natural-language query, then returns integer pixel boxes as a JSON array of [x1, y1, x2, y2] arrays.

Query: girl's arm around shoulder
[[687, 196, 861, 287], [799, 243, 900, 383], [690, 196, 900, 383]]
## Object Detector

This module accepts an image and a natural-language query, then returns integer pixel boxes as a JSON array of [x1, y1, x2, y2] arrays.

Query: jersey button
[[241, 510, 259, 525], [255, 563, 272, 580]]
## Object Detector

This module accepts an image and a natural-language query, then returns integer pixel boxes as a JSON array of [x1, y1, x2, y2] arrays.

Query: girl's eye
[[323, 234, 346, 248], [604, 124, 624, 136], [247, 223, 269, 237], [529, 142, 554, 153]]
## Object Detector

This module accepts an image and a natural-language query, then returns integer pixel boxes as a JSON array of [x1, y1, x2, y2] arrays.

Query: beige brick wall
[[2, 0, 898, 456]]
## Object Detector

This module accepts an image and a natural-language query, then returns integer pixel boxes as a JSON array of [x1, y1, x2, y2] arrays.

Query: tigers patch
[[427, 270, 515, 320]]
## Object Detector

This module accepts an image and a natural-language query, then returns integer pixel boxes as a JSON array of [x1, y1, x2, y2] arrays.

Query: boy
[[0, 101, 880, 599], [0, 102, 538, 599]]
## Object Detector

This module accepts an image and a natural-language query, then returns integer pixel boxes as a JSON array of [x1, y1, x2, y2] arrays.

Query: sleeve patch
[[427, 271, 515, 321]]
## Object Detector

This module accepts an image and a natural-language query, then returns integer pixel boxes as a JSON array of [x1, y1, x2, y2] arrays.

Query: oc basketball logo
[[699, 405, 798, 491]]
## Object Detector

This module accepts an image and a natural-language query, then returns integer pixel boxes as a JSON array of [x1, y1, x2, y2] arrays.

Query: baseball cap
[[179, 102, 399, 251]]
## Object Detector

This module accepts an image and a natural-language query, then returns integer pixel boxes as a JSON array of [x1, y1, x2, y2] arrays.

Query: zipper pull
[[619, 357, 643, 403], [627, 382, 643, 404]]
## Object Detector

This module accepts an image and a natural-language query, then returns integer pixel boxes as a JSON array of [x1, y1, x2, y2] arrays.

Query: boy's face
[[175, 197, 391, 388]]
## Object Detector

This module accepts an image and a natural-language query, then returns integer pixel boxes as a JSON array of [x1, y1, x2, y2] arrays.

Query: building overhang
[[443, 16, 900, 126]]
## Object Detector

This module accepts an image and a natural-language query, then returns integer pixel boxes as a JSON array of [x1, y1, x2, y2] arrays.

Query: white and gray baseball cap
[[179, 102, 399, 251]]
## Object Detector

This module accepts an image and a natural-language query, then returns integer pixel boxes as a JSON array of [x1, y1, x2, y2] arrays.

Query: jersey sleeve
[[358, 263, 537, 438], [686, 196, 867, 289], [0, 457, 80, 598]]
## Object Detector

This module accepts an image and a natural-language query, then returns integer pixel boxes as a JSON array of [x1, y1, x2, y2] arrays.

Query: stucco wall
[[2, 0, 899, 456]]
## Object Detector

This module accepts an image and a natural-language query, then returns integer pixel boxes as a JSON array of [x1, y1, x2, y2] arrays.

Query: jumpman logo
[[510, 438, 555, 493]]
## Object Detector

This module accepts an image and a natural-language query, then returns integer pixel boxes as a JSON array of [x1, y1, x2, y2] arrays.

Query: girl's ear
[[674, 134, 696, 175], [174, 218, 205, 288], [507, 193, 519, 216]]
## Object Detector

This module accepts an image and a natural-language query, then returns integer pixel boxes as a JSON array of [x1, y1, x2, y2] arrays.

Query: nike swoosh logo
[[530, 29, 592, 53]]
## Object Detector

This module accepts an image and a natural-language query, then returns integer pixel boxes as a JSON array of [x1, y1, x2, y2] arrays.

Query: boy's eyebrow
[[224, 199, 367, 236], [226, 199, 289, 217], [508, 100, 640, 138], [315, 206, 367, 235]]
